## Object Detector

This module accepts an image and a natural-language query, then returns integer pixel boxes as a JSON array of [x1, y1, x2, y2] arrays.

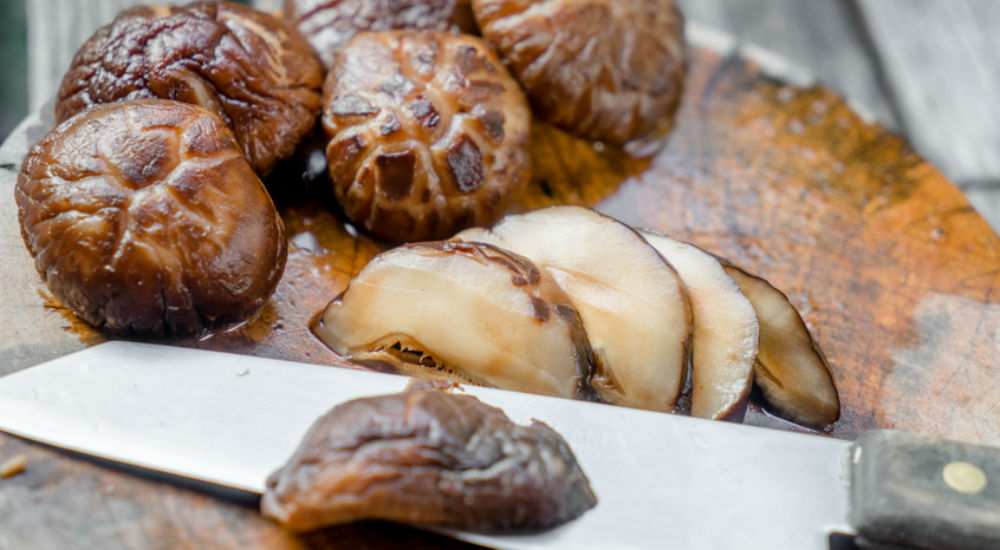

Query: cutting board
[[1, 27, 998, 548]]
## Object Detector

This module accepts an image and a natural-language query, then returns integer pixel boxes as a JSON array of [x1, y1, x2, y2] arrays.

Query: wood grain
[[675, 0, 901, 130], [2, 44, 1000, 547], [854, 0, 1000, 185]]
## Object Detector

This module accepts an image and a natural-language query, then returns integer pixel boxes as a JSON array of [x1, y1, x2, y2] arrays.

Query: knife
[[0, 342, 996, 549]]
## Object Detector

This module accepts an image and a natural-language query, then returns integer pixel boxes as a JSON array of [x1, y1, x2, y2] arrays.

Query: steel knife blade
[[0, 342, 996, 549]]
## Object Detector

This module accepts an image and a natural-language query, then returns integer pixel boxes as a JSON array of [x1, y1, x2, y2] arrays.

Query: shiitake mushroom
[[473, 0, 687, 144], [56, 1, 324, 176], [262, 380, 597, 532], [283, 0, 479, 68], [15, 100, 286, 336], [321, 30, 531, 242]]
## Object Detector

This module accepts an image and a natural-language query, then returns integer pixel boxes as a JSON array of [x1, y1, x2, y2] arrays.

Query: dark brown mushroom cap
[[473, 0, 686, 144], [55, 1, 324, 176], [15, 100, 287, 336], [262, 382, 597, 531], [322, 31, 531, 242], [283, 0, 478, 69]]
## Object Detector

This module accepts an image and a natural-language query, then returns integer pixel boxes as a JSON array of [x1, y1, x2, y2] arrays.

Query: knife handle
[[850, 430, 1000, 550]]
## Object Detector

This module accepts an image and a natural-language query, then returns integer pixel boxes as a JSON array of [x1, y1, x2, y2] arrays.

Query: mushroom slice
[[456, 206, 691, 413], [314, 241, 594, 400], [720, 264, 840, 428], [639, 231, 758, 420]]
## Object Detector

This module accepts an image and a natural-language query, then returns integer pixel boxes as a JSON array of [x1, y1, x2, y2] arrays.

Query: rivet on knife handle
[[849, 430, 1000, 549]]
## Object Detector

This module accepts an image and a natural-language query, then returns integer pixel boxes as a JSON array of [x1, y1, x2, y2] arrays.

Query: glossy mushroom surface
[[721, 264, 840, 428], [473, 0, 686, 144], [15, 100, 287, 336], [322, 30, 531, 242], [314, 241, 594, 399], [640, 231, 758, 420], [283, 0, 478, 68], [262, 380, 597, 532], [456, 206, 692, 413], [56, 1, 324, 175]]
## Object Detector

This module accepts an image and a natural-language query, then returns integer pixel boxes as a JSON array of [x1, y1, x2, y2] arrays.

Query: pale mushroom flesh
[[639, 230, 758, 420], [314, 241, 595, 400], [455, 206, 692, 413]]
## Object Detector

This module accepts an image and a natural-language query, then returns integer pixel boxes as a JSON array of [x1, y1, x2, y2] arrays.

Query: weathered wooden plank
[[674, 0, 901, 129], [854, 0, 1000, 185], [0, 0, 27, 141], [964, 186, 1000, 234], [26, 0, 151, 111], [253, 0, 281, 13]]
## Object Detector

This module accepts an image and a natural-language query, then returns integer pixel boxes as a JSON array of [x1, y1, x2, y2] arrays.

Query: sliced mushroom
[[262, 379, 597, 532], [314, 241, 594, 400], [456, 207, 691, 413], [639, 231, 758, 420], [720, 264, 840, 428]]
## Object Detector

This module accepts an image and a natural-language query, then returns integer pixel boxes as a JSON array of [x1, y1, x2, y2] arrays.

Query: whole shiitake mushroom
[[15, 100, 287, 336], [473, 0, 687, 144], [284, 0, 478, 69], [322, 30, 531, 242], [55, 1, 324, 176]]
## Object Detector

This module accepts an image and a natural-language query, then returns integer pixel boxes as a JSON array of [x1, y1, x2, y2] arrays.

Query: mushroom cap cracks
[[322, 31, 531, 242], [56, 1, 324, 176], [474, 0, 686, 144], [16, 100, 287, 336]]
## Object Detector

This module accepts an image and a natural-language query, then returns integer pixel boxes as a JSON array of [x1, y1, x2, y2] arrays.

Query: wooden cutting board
[[1, 33, 998, 548]]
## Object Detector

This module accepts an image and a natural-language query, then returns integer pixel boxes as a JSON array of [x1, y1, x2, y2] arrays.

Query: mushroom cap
[[55, 1, 324, 175], [16, 99, 287, 336], [322, 31, 531, 243], [473, 0, 686, 144], [283, 0, 478, 68], [262, 383, 596, 532]]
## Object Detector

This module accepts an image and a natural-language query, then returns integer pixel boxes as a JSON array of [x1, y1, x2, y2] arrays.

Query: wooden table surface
[[4, 1, 1000, 549]]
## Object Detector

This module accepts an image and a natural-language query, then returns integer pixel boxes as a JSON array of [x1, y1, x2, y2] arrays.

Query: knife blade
[[0, 342, 995, 549]]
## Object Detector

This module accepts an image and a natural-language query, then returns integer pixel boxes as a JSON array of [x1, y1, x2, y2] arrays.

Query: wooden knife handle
[[850, 430, 1000, 550]]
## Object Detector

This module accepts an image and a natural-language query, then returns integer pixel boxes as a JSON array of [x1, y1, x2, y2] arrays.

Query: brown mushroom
[[283, 0, 479, 69], [321, 30, 531, 242], [262, 380, 597, 532], [55, 1, 324, 176], [473, 0, 686, 144], [720, 264, 841, 428], [313, 241, 594, 400], [15, 100, 287, 336]]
